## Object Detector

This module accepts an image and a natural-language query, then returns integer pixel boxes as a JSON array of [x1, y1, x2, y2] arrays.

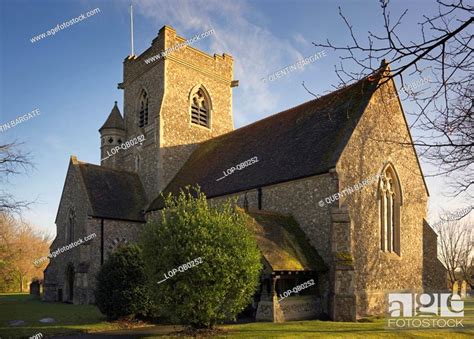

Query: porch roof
[[245, 211, 327, 272]]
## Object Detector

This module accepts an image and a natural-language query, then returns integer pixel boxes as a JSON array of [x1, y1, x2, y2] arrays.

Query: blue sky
[[0, 0, 471, 236]]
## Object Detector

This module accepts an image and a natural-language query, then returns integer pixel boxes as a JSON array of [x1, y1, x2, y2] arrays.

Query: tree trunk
[[19, 273, 23, 292]]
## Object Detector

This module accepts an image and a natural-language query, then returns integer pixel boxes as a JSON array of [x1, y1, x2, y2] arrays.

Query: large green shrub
[[94, 244, 156, 320], [141, 187, 262, 328]]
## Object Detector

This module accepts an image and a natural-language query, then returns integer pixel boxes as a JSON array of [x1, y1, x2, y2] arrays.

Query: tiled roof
[[246, 211, 327, 271], [99, 101, 125, 132], [148, 70, 382, 211], [78, 163, 146, 222]]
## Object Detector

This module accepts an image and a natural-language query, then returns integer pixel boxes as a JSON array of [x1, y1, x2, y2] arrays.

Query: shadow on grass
[[1, 294, 473, 338]]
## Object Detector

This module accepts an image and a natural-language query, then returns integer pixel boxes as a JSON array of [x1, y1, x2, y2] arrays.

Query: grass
[[1, 293, 473, 338], [218, 298, 473, 338], [219, 317, 472, 338], [0, 293, 136, 338]]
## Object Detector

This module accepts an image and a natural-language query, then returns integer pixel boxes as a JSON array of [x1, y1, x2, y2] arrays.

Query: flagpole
[[130, 3, 135, 57]]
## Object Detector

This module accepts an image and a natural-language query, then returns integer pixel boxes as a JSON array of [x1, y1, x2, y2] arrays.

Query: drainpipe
[[100, 219, 104, 265], [258, 187, 262, 210]]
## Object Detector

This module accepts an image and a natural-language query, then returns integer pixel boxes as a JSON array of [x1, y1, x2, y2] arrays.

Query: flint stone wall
[[336, 77, 429, 317]]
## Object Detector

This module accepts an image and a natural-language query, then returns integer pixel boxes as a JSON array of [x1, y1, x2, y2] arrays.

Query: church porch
[[243, 211, 328, 322]]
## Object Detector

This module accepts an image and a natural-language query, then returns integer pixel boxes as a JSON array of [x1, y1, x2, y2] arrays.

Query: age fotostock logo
[[388, 293, 464, 328]]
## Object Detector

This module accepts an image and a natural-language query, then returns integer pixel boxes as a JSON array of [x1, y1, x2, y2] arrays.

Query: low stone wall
[[279, 296, 322, 321], [256, 296, 321, 322]]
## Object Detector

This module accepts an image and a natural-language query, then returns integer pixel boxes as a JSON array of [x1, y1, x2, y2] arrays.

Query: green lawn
[[220, 316, 473, 338], [1, 293, 473, 338], [0, 293, 129, 338], [220, 300, 474, 338]]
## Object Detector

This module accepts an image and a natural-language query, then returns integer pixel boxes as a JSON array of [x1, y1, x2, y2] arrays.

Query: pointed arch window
[[379, 164, 402, 255], [190, 86, 211, 128], [135, 155, 140, 172], [138, 90, 149, 128], [67, 209, 76, 244]]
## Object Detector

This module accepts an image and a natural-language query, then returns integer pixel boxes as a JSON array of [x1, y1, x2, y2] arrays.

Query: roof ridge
[[78, 161, 141, 177], [204, 76, 367, 145]]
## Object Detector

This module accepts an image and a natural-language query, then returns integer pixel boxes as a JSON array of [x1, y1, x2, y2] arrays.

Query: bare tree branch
[[307, 0, 473, 197], [0, 142, 34, 214]]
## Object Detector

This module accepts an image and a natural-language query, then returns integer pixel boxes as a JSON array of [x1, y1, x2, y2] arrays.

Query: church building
[[43, 25, 446, 321]]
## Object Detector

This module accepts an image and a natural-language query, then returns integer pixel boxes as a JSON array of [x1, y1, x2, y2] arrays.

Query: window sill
[[190, 122, 212, 131], [380, 250, 401, 260], [143, 123, 155, 133]]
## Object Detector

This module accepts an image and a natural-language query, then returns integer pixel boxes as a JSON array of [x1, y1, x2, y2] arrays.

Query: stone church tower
[[101, 25, 235, 201], [44, 25, 237, 306]]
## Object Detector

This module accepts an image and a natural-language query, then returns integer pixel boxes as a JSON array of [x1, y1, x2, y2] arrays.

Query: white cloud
[[293, 32, 309, 46], [135, 0, 303, 125]]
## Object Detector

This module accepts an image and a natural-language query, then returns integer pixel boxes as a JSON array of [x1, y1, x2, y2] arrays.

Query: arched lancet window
[[135, 155, 140, 172], [138, 90, 149, 128], [67, 209, 76, 244], [379, 164, 402, 254], [190, 86, 211, 128]]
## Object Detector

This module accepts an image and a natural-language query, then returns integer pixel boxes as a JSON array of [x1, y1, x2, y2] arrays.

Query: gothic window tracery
[[379, 164, 401, 254], [190, 87, 210, 127]]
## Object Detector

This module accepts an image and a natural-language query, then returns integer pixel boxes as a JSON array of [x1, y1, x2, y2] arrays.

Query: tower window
[[139, 90, 149, 128], [67, 209, 76, 244], [108, 137, 113, 144], [379, 164, 402, 255], [190, 87, 210, 128]]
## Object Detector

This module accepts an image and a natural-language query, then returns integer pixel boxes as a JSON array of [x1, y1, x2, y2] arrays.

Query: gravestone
[[8, 320, 25, 326], [39, 317, 55, 323], [29, 280, 41, 297], [461, 280, 467, 299]]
